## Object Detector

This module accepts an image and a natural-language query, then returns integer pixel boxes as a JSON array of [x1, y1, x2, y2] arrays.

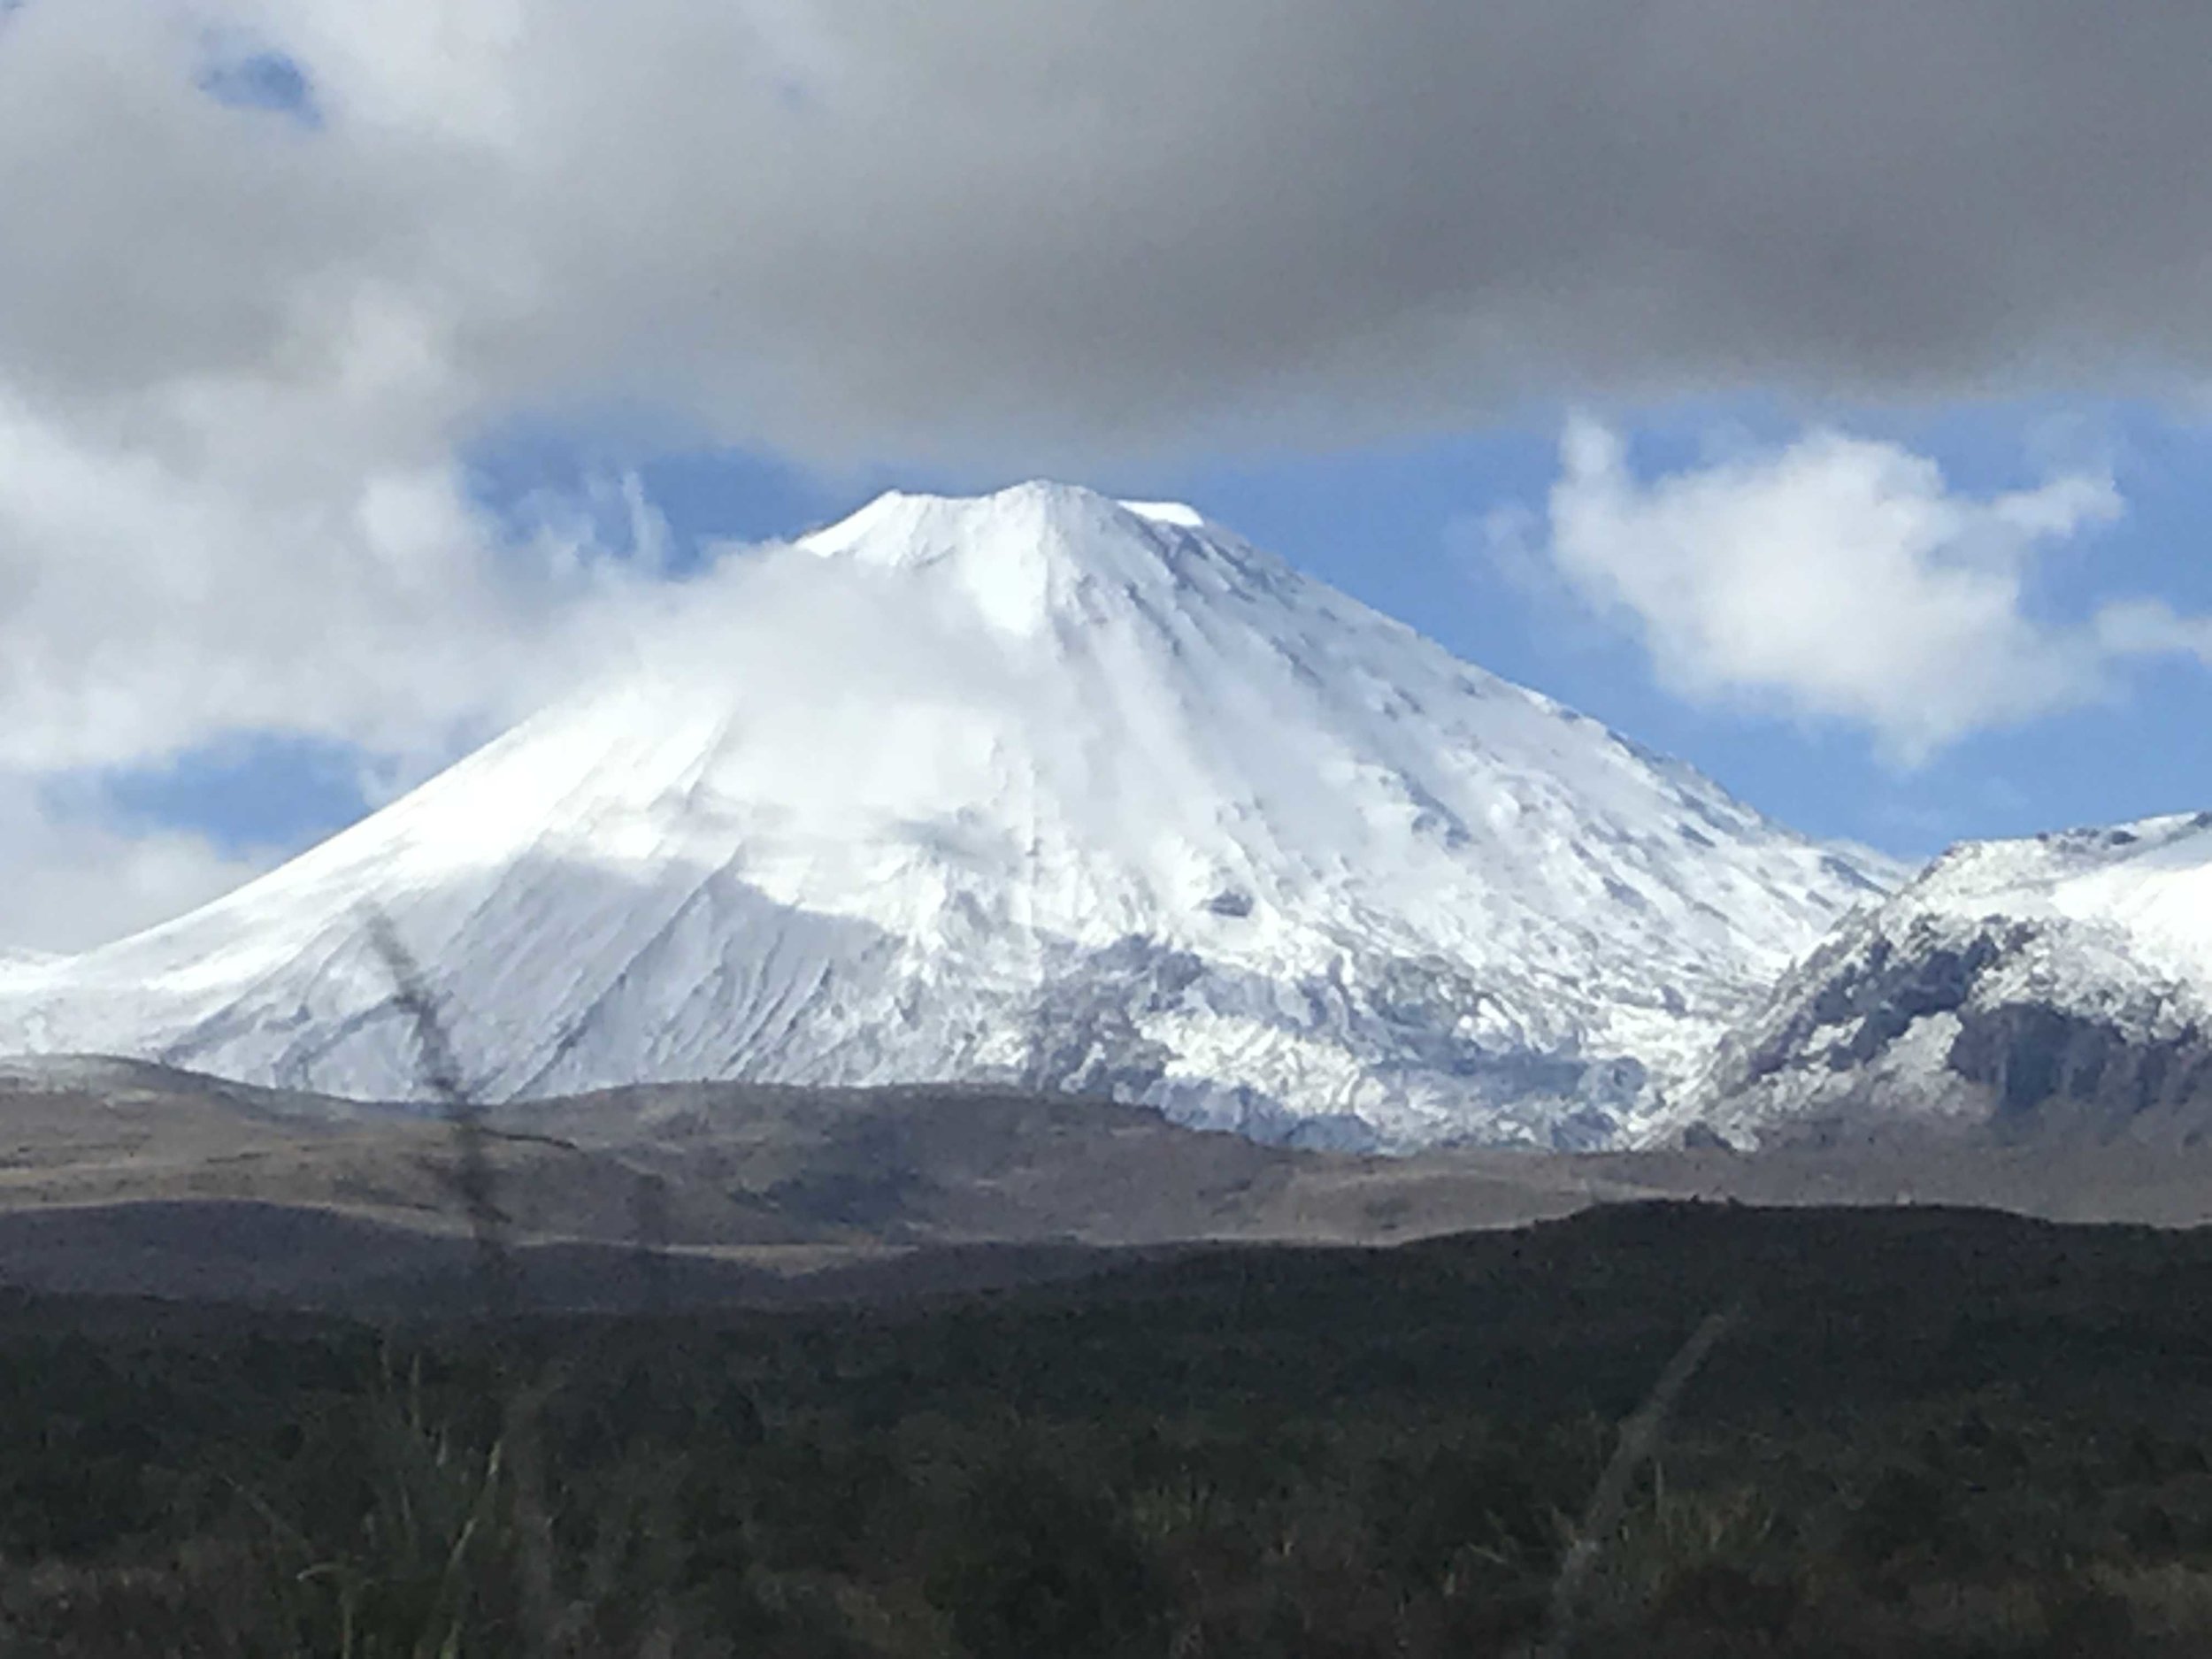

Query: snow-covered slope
[[0, 482, 1897, 1148], [1677, 810, 2212, 1145]]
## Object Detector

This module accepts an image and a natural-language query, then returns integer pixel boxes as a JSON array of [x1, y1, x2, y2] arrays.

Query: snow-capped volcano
[[1678, 810, 2212, 1145], [0, 482, 1896, 1148]]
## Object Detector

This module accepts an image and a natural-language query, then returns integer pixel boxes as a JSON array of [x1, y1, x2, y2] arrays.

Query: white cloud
[[0, 365, 686, 946], [0, 775, 282, 954], [0, 387, 673, 775], [1517, 421, 2189, 763]]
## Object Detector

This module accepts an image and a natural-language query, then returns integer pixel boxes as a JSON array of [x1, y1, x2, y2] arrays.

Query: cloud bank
[[1517, 422, 2212, 763]]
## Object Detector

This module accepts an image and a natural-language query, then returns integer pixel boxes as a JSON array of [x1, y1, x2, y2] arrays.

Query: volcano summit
[[0, 483, 1895, 1148]]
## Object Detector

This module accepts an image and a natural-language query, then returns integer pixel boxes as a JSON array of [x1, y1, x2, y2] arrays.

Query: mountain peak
[[0, 484, 1895, 1148], [805, 480, 1169, 560], [797, 481, 1250, 637]]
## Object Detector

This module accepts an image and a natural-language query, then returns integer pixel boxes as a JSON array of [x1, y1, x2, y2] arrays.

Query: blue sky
[[10, 4, 2212, 950]]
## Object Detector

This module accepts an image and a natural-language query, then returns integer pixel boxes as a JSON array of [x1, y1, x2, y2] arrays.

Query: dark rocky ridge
[[1950, 1002, 2212, 1136], [1696, 897, 2212, 1148]]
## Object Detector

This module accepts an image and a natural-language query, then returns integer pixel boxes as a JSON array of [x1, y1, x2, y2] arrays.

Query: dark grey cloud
[[444, 1, 2212, 454], [13, 1, 2212, 466]]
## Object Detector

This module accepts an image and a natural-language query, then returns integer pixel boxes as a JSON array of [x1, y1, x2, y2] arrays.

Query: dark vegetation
[[7, 1202, 2212, 1653]]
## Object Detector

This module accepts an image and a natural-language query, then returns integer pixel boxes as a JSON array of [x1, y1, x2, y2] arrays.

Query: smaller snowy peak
[[1907, 810, 2212, 987], [1676, 810, 2212, 1147]]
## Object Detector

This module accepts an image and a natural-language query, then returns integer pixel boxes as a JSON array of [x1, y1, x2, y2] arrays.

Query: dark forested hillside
[[8, 1202, 2212, 1654]]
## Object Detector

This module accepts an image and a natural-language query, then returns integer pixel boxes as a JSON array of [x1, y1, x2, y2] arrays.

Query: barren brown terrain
[[8, 1055, 2212, 1310]]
